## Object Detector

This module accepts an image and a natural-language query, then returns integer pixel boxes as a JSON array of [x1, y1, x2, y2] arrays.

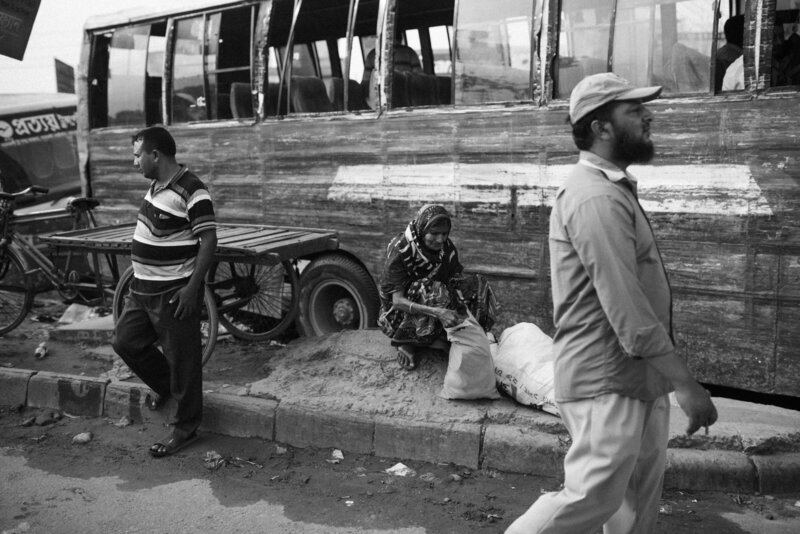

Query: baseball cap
[[569, 73, 662, 124]]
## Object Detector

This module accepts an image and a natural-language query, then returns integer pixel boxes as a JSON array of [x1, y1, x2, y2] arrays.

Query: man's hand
[[674, 381, 717, 435], [170, 285, 199, 320]]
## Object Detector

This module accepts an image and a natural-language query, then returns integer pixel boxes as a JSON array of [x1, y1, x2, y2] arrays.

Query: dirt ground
[[3, 293, 800, 533], [0, 291, 276, 388]]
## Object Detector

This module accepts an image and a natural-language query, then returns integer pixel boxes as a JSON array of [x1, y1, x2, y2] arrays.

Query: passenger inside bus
[[715, 15, 744, 91], [361, 28, 423, 109], [772, 12, 800, 86]]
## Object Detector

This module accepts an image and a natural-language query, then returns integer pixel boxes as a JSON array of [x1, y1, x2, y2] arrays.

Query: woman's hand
[[437, 308, 461, 328]]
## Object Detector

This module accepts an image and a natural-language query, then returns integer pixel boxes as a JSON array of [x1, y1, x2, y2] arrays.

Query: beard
[[611, 125, 655, 164]]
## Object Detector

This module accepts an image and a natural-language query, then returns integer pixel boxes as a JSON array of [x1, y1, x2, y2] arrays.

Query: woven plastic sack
[[439, 313, 501, 400], [493, 322, 559, 416]]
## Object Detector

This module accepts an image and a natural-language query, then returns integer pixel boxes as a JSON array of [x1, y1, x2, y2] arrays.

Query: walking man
[[113, 126, 217, 458], [506, 73, 718, 533]]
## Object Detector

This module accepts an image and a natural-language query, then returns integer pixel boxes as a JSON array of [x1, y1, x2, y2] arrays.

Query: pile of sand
[[248, 329, 508, 424]]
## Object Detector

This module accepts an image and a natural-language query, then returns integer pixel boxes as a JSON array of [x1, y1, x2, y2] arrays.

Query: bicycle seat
[[67, 197, 100, 212]]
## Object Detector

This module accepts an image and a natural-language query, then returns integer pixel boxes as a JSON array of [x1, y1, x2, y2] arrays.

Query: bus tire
[[297, 254, 380, 337]]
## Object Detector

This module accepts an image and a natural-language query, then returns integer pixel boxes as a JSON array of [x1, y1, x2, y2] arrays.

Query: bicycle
[[0, 186, 125, 334]]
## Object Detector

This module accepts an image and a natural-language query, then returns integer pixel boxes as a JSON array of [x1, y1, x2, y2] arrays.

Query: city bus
[[78, 0, 800, 398]]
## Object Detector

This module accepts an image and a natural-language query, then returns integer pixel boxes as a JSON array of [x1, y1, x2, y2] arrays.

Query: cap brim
[[617, 85, 662, 103]]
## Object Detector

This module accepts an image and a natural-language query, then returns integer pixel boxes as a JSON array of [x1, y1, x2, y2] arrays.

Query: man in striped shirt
[[113, 126, 217, 458]]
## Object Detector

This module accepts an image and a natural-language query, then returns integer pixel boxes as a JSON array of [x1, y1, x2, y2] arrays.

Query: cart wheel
[[113, 266, 218, 365], [0, 251, 34, 336], [209, 260, 299, 342], [297, 254, 379, 336]]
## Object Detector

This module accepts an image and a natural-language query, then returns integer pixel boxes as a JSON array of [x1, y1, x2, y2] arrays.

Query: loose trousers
[[505, 393, 670, 534], [112, 286, 203, 437]]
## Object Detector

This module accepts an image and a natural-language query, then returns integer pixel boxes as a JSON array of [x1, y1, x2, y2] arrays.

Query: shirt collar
[[150, 165, 188, 194], [578, 151, 637, 184]]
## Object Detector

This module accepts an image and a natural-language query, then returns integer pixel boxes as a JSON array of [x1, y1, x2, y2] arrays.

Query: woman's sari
[[378, 205, 463, 345]]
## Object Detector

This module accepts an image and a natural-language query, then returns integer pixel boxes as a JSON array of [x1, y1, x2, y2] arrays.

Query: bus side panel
[[86, 94, 800, 397], [647, 96, 800, 395]]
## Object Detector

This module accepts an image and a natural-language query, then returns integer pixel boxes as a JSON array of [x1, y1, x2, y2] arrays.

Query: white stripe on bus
[[327, 163, 772, 216]]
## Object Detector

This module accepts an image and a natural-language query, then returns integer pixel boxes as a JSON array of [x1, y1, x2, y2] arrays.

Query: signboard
[[0, 0, 41, 61], [55, 58, 75, 93], [0, 106, 77, 145]]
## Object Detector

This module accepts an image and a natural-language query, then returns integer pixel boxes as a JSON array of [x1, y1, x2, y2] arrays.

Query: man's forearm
[[187, 230, 217, 291], [645, 351, 697, 389]]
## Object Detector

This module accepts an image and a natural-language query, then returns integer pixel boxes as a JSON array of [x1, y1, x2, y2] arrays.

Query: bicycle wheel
[[210, 260, 299, 342], [113, 266, 218, 366], [0, 249, 34, 336], [58, 200, 117, 305]]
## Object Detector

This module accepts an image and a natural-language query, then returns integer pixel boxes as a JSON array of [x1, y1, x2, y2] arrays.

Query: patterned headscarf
[[396, 204, 454, 280]]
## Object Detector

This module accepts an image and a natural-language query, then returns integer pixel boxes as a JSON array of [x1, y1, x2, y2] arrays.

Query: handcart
[[41, 223, 339, 364]]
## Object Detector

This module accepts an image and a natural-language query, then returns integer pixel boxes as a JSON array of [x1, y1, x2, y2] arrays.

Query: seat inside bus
[[324, 78, 368, 111], [230, 82, 254, 119], [290, 76, 334, 113]]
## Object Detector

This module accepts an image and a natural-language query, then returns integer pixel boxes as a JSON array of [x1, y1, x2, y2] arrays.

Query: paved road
[[2, 407, 800, 534]]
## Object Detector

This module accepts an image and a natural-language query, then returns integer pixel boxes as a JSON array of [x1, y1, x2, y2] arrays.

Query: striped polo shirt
[[131, 166, 216, 294]]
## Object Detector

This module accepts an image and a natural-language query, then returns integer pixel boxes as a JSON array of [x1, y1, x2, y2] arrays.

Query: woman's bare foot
[[397, 345, 419, 370]]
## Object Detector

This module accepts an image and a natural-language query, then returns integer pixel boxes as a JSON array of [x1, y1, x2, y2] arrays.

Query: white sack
[[439, 313, 501, 400], [493, 322, 559, 416]]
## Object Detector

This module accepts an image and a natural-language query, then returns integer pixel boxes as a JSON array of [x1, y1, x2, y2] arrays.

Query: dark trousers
[[112, 287, 203, 437]]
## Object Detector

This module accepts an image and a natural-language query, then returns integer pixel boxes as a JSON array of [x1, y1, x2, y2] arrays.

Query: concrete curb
[[2, 367, 799, 494]]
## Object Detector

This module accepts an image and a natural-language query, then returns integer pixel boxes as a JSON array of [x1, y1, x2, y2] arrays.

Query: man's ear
[[590, 119, 611, 140]]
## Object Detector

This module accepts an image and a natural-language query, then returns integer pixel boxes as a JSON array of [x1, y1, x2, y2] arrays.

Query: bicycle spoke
[[213, 260, 299, 341]]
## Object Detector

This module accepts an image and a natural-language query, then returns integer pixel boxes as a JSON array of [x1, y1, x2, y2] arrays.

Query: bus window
[[107, 25, 149, 126], [359, 35, 376, 69], [88, 33, 110, 129], [316, 40, 334, 78], [267, 47, 281, 85], [172, 16, 206, 122], [454, 0, 537, 105], [405, 29, 425, 70], [716, 10, 743, 92], [430, 25, 452, 76], [558, 0, 721, 98], [430, 25, 452, 104], [146, 23, 166, 124], [772, 0, 800, 87], [617, 0, 718, 94], [171, 6, 253, 123], [341, 38, 366, 85], [557, 0, 613, 98], [268, 0, 376, 115]]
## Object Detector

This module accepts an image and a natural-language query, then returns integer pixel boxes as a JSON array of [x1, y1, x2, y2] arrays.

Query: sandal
[[397, 346, 419, 370], [149, 430, 200, 458], [145, 392, 168, 411]]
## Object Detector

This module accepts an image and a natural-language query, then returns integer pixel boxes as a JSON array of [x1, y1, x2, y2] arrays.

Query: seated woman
[[378, 204, 463, 370]]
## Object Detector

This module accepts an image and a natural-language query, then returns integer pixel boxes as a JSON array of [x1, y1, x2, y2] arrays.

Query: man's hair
[[132, 126, 176, 157], [569, 100, 619, 150], [724, 15, 745, 48]]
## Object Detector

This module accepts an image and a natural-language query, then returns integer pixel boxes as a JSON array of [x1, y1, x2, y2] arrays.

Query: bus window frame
[[168, 4, 257, 124], [82, 0, 800, 133], [549, 0, 753, 101], [267, 0, 382, 118]]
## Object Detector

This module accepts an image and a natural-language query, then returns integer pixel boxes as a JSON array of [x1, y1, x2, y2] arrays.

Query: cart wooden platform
[[42, 222, 339, 264]]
